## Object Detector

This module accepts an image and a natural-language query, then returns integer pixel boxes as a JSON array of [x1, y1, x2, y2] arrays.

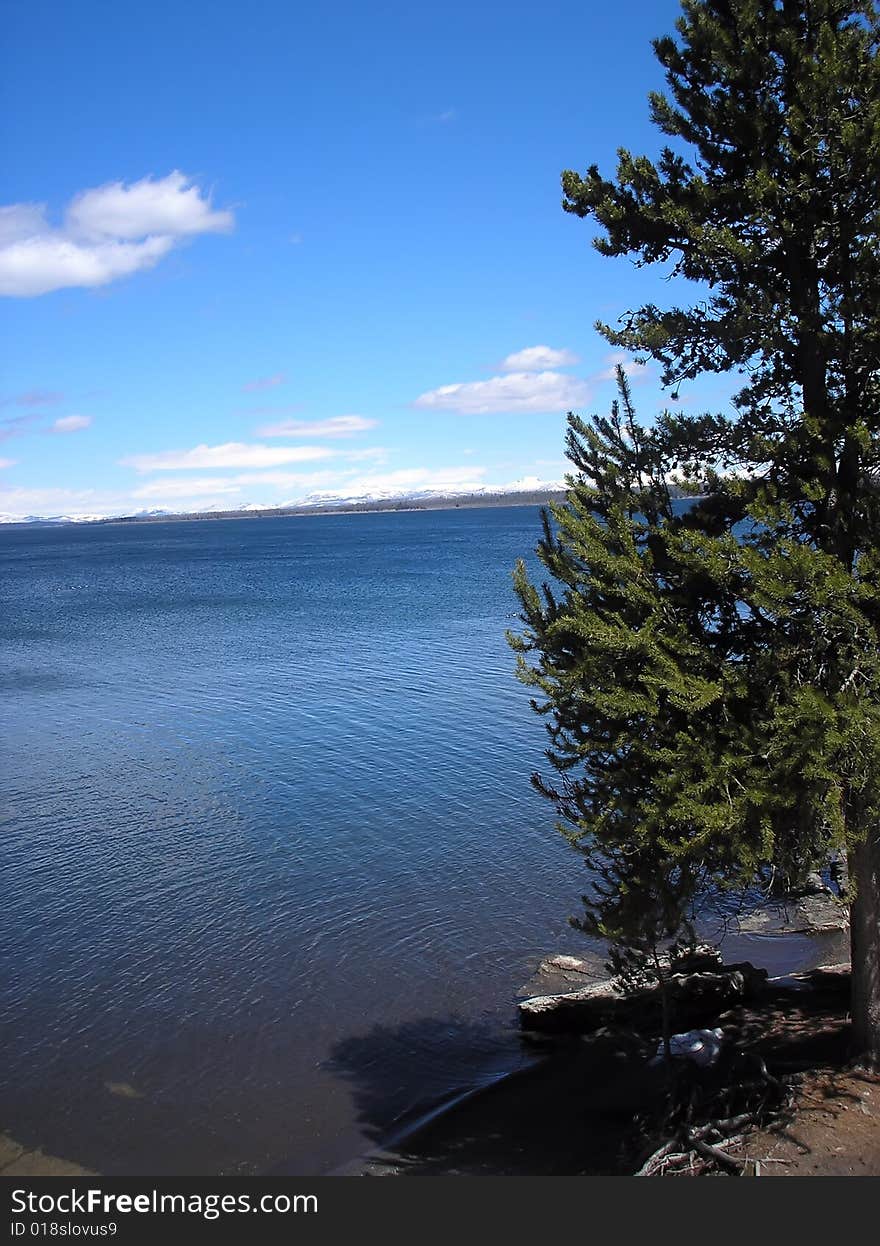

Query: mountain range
[[0, 478, 568, 526]]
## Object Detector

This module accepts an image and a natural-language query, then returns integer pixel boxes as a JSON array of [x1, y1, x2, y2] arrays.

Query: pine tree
[[513, 0, 880, 1063]]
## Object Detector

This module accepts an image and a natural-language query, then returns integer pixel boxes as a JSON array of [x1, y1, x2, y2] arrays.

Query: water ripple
[[1, 510, 586, 1174]]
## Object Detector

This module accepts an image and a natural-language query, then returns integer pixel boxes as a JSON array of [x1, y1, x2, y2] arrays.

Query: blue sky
[[1, 0, 732, 519]]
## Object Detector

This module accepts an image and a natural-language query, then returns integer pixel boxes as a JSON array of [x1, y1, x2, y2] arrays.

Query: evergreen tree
[[512, 0, 880, 1063]]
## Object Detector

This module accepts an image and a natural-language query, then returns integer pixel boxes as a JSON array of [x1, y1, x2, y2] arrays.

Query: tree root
[[636, 1117, 752, 1176], [634, 1060, 798, 1176], [687, 1132, 745, 1174]]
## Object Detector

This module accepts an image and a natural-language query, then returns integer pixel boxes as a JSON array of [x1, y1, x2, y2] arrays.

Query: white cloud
[[0, 173, 233, 297], [132, 469, 347, 500], [412, 346, 653, 417], [120, 442, 335, 472], [66, 171, 233, 241], [0, 205, 47, 248], [243, 373, 286, 393], [0, 479, 244, 520], [0, 456, 16, 469], [131, 477, 244, 500], [414, 370, 591, 415], [52, 414, 92, 433], [500, 345, 579, 371], [0, 484, 104, 518], [0, 226, 174, 298], [257, 415, 377, 438]]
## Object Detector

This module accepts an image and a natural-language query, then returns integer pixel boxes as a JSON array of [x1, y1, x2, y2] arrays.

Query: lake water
[[1, 506, 604, 1174]]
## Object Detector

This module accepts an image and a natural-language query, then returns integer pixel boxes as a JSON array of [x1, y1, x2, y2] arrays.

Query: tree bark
[[849, 825, 880, 1066]]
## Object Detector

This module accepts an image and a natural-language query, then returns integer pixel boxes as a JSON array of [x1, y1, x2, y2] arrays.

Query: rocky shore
[[353, 955, 878, 1177], [357, 884, 877, 1177]]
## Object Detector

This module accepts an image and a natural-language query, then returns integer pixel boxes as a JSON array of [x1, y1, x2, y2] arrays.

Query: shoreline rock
[[0, 1132, 95, 1177], [519, 953, 768, 1035], [737, 891, 849, 936]]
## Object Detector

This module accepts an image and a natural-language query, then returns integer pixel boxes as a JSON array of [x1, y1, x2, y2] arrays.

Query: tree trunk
[[849, 826, 880, 1066]]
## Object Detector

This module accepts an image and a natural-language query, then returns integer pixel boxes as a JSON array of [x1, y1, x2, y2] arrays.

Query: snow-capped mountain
[[286, 477, 565, 509], [0, 479, 566, 525], [0, 508, 175, 525]]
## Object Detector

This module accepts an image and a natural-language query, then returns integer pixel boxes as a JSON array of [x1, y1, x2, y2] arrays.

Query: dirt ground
[[733, 1068, 880, 1175], [645, 965, 880, 1177], [728, 968, 880, 1176]]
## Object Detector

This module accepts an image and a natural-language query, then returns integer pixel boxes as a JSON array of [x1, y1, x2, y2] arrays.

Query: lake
[[1, 506, 598, 1174]]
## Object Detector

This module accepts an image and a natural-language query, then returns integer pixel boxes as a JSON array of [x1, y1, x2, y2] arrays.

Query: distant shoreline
[[2, 487, 705, 530], [1, 490, 568, 529], [97, 490, 570, 526]]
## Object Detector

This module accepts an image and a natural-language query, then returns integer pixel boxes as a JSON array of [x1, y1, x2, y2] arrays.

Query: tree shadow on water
[[318, 1014, 642, 1176]]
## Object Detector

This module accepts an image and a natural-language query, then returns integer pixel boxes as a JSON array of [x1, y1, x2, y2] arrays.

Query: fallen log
[[519, 961, 768, 1035]]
